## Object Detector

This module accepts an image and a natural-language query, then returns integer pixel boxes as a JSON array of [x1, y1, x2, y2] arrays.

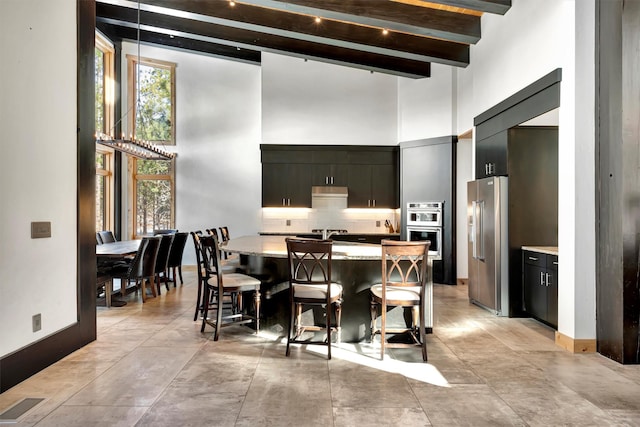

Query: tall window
[[127, 55, 176, 237], [96, 149, 113, 232], [131, 158, 174, 236], [127, 55, 176, 144], [95, 32, 115, 233]]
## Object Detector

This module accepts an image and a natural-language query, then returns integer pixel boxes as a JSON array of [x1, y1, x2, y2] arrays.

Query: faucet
[[322, 229, 342, 240]]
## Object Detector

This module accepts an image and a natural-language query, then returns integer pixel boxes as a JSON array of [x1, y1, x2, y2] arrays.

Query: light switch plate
[[31, 222, 51, 239]]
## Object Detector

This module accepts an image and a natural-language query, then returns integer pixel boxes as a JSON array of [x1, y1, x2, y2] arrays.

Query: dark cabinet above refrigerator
[[476, 130, 508, 178]]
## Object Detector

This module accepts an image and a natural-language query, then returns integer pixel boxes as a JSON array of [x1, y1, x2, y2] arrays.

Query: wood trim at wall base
[[555, 331, 597, 353], [457, 278, 468, 286], [0, 324, 91, 392]]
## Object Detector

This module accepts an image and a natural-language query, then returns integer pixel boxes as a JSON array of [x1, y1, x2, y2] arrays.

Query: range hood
[[312, 186, 348, 209]]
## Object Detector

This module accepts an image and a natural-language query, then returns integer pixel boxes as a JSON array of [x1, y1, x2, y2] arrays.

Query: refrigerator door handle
[[475, 200, 485, 261], [471, 201, 477, 259], [477, 200, 485, 261]]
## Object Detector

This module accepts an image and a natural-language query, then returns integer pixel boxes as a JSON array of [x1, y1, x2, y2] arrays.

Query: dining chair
[[191, 231, 208, 321], [370, 239, 430, 361], [217, 226, 236, 261], [285, 237, 342, 359], [167, 232, 188, 286], [154, 233, 174, 293], [98, 230, 116, 244], [199, 234, 261, 341], [219, 226, 230, 242], [108, 236, 161, 302]]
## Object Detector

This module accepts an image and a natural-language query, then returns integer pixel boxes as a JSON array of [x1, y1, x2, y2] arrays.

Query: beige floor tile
[[5, 274, 640, 426], [30, 405, 147, 427], [333, 407, 431, 426]]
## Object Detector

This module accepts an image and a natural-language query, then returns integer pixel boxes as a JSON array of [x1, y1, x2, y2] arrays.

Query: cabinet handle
[[331, 176, 334, 185], [528, 256, 538, 261], [325, 176, 328, 185], [282, 198, 285, 206], [287, 198, 291, 206], [372, 199, 376, 207], [540, 272, 545, 286], [546, 273, 551, 287], [485, 163, 489, 175], [553, 261, 558, 266], [368, 200, 371, 207]]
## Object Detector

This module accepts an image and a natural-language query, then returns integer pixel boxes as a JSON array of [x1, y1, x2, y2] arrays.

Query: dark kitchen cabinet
[[311, 149, 349, 186], [347, 164, 397, 208], [347, 149, 398, 208], [261, 144, 398, 208], [522, 249, 558, 328], [475, 130, 507, 178], [312, 163, 348, 186], [262, 163, 312, 207]]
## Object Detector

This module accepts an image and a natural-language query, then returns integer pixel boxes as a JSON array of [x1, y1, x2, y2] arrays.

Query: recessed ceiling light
[[382, 29, 389, 35], [315, 17, 321, 23]]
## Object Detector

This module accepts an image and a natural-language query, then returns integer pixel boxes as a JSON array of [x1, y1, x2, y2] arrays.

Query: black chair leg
[[194, 278, 203, 321], [200, 286, 209, 333]]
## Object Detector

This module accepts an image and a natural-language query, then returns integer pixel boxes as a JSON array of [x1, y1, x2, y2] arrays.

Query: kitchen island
[[222, 235, 434, 342]]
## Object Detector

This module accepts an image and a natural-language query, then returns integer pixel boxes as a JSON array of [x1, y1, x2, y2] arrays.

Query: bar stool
[[285, 238, 343, 359], [370, 239, 430, 361]]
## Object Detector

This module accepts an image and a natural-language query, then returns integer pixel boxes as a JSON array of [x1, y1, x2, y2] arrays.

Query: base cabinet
[[522, 250, 558, 328]]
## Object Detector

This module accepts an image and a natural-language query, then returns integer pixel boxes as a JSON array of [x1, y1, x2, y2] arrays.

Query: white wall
[[120, 43, 263, 266], [0, 0, 78, 357], [261, 53, 398, 146], [398, 63, 455, 141]]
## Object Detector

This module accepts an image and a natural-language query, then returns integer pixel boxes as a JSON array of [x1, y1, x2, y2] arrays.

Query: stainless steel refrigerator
[[467, 176, 509, 316]]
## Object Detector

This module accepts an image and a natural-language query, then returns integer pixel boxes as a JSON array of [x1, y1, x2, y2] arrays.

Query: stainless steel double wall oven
[[406, 201, 443, 259]]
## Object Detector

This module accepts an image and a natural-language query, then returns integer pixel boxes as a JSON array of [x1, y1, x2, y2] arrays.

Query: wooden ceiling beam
[[96, 2, 432, 78], [245, 0, 481, 44], [96, 22, 262, 64], [416, 0, 511, 15], [141, 0, 468, 66]]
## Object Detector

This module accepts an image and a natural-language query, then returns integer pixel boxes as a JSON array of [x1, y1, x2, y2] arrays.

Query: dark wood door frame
[[0, 0, 97, 392]]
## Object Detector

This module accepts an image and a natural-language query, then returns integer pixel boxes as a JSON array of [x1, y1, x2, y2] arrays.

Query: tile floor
[[2, 270, 640, 426]]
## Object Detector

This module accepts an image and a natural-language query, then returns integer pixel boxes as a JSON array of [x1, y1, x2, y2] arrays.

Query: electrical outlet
[[32, 314, 41, 332], [376, 220, 381, 227], [286, 219, 291, 226]]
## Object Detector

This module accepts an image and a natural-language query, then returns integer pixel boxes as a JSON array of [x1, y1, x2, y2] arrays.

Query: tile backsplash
[[261, 208, 401, 234]]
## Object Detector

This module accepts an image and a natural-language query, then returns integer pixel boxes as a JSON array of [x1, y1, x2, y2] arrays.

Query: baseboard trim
[[555, 331, 597, 353], [457, 278, 468, 286]]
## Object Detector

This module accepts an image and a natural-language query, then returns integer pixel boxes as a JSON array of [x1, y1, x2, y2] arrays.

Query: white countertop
[[222, 235, 383, 260], [522, 246, 559, 256]]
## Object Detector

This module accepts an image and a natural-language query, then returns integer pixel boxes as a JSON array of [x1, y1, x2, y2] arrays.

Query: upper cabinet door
[[371, 163, 398, 208], [346, 164, 371, 207], [346, 149, 399, 208], [262, 163, 312, 207], [311, 163, 348, 186], [475, 130, 507, 178]]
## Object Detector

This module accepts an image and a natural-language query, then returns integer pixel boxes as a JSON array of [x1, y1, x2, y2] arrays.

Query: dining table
[[96, 240, 141, 307], [96, 240, 141, 258]]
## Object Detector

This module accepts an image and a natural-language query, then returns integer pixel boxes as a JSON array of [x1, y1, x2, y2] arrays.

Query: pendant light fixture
[[96, 0, 175, 161]]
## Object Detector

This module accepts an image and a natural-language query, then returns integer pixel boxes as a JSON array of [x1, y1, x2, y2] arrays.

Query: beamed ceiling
[[96, 0, 511, 79]]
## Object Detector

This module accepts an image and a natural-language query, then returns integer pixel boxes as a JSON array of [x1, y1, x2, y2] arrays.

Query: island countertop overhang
[[221, 235, 384, 260]]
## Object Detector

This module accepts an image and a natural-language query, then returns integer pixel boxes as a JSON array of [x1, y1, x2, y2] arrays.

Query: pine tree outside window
[[127, 55, 176, 237]]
